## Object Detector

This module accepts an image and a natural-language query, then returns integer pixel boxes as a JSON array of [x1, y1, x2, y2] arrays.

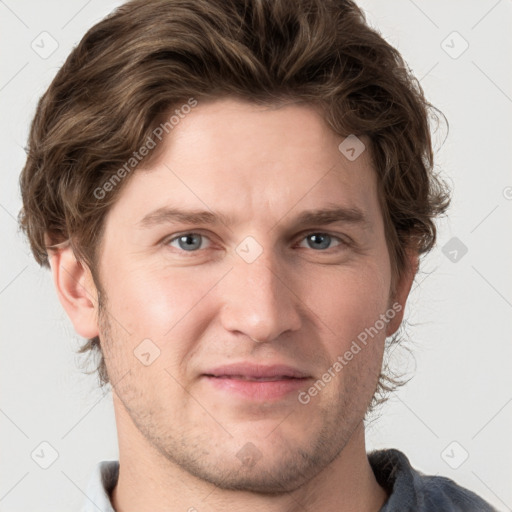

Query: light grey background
[[1, 1, 511, 510]]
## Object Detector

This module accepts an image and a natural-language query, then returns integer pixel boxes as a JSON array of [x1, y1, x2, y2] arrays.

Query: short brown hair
[[19, 0, 450, 405]]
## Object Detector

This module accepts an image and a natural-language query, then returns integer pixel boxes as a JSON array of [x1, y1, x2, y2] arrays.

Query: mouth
[[204, 374, 305, 382], [201, 366, 312, 400]]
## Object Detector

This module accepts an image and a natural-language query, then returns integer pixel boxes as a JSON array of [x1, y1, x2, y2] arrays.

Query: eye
[[297, 232, 345, 251], [163, 231, 347, 255], [165, 232, 211, 252]]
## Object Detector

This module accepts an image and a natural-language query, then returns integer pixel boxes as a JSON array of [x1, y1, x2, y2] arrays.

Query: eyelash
[[162, 231, 350, 255]]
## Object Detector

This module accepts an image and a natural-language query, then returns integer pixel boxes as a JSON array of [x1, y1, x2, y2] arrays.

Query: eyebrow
[[137, 204, 370, 231]]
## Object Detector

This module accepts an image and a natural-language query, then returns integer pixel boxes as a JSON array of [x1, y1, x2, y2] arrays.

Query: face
[[93, 98, 407, 493]]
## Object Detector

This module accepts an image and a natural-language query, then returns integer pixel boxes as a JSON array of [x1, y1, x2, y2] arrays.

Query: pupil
[[310, 233, 329, 250], [180, 234, 200, 251]]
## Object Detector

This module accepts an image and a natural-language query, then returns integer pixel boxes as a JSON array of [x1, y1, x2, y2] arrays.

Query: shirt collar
[[81, 460, 119, 512]]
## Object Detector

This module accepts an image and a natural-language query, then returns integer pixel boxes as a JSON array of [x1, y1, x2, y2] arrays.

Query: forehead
[[106, 97, 381, 230]]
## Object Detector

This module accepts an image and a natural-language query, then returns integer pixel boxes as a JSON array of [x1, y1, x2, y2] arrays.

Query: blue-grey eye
[[168, 233, 209, 251], [301, 233, 341, 250]]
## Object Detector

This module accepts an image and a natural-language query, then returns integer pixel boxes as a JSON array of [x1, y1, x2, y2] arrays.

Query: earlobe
[[386, 249, 419, 336], [48, 245, 100, 339]]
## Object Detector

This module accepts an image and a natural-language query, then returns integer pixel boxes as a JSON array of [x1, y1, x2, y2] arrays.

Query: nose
[[218, 245, 302, 344]]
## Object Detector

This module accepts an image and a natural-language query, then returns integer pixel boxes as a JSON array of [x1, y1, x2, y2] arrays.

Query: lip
[[203, 363, 311, 379], [202, 363, 312, 401]]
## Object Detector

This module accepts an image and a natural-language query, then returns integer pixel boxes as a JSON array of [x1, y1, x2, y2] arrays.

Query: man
[[18, 0, 497, 510]]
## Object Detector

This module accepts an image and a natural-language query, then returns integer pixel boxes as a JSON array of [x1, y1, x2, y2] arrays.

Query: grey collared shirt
[[81, 448, 498, 511]]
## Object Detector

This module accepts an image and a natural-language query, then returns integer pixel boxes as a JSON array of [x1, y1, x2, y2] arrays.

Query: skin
[[50, 98, 417, 512]]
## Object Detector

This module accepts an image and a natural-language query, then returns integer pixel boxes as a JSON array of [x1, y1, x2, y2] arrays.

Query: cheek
[[305, 261, 391, 351], [100, 260, 224, 344], [98, 265, 213, 390]]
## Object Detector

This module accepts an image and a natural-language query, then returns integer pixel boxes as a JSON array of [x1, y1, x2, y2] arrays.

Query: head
[[19, 0, 449, 493]]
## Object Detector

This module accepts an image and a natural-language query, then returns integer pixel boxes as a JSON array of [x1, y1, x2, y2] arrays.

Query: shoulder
[[368, 448, 498, 512]]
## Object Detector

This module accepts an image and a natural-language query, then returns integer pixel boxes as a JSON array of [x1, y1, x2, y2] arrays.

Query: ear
[[47, 243, 100, 339], [386, 249, 419, 336]]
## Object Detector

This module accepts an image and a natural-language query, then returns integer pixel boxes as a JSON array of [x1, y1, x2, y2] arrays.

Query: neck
[[111, 396, 388, 512]]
